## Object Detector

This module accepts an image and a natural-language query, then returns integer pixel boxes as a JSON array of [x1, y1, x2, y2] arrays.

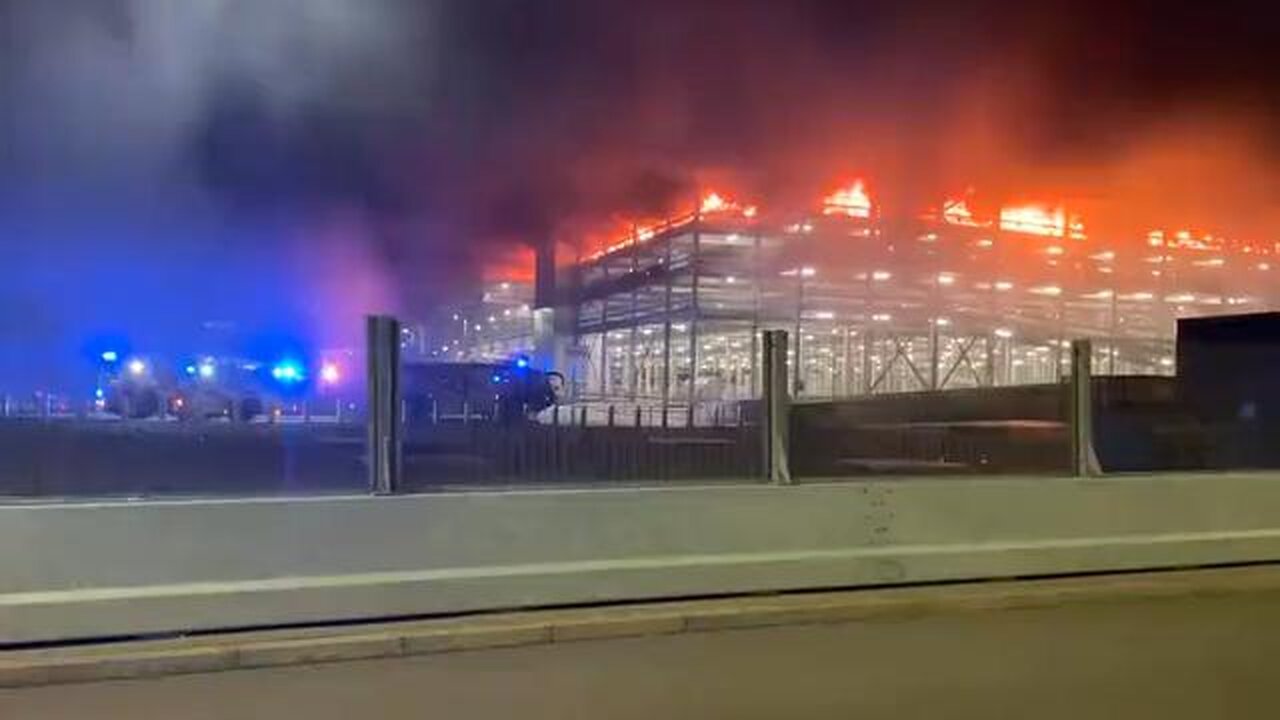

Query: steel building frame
[[562, 206, 1275, 413]]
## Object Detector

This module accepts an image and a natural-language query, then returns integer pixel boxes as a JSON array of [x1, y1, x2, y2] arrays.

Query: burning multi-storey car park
[[432, 182, 1279, 418]]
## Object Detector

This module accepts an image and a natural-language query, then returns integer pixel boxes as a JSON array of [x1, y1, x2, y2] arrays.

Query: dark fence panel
[[400, 421, 761, 489]]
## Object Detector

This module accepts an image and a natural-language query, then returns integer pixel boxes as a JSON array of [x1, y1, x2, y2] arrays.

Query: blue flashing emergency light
[[101, 350, 119, 363], [271, 361, 305, 384], [515, 355, 530, 369], [185, 365, 197, 376]]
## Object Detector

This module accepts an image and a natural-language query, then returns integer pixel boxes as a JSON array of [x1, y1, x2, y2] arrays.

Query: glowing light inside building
[[941, 198, 979, 226], [999, 205, 1085, 239]]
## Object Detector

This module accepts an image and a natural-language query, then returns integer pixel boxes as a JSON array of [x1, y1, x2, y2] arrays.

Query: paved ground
[[6, 580, 1280, 719]]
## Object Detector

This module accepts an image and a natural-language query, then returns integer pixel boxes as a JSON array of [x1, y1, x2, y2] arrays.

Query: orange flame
[[701, 192, 729, 214], [998, 204, 1085, 239], [821, 181, 872, 218], [698, 191, 757, 219]]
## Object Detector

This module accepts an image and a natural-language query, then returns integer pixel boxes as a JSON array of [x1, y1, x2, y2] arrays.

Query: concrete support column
[[687, 229, 701, 424], [628, 239, 640, 400], [661, 235, 674, 426]]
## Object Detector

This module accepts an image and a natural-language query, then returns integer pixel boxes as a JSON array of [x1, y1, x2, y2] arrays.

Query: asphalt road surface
[[5, 589, 1279, 719]]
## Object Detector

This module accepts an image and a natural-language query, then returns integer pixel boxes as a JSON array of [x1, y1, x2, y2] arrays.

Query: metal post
[[793, 275, 804, 396], [985, 334, 997, 387], [661, 234, 673, 421], [861, 329, 873, 394], [750, 232, 762, 398], [842, 326, 853, 397], [688, 227, 701, 427], [1108, 290, 1119, 375], [366, 314, 402, 494], [628, 230, 640, 401], [929, 318, 940, 391], [1070, 338, 1099, 476], [599, 326, 608, 397], [762, 330, 792, 484]]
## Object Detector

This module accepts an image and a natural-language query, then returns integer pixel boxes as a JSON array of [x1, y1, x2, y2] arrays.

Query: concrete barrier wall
[[5, 472, 1280, 644]]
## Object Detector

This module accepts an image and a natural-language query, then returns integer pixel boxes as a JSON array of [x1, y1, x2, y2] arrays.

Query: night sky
[[2, 0, 1280, 391]]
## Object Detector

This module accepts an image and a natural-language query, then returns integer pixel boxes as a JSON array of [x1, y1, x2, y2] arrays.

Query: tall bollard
[[1069, 338, 1099, 476], [762, 330, 792, 484], [367, 315, 402, 494]]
